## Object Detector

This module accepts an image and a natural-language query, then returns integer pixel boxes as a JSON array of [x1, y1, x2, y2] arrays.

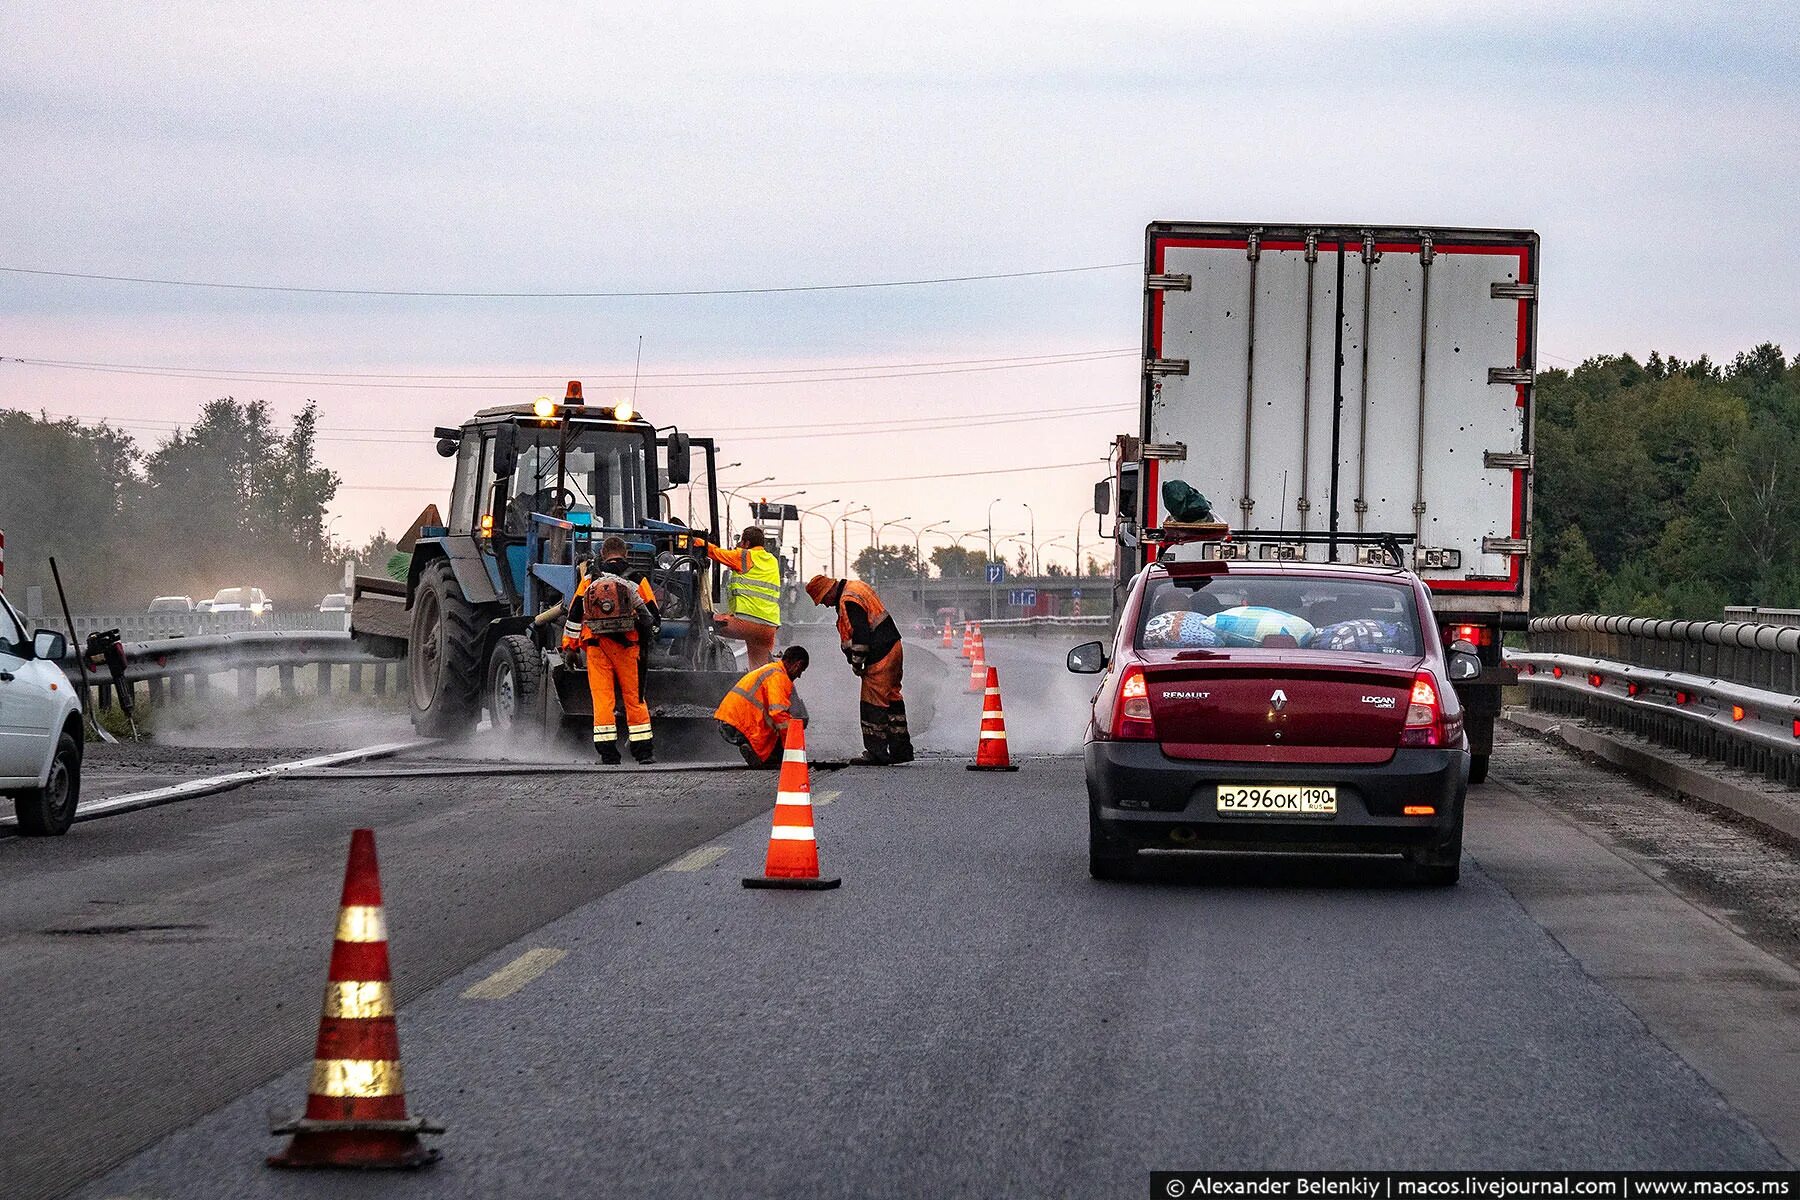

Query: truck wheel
[[14, 731, 81, 836], [409, 559, 484, 739], [487, 634, 543, 736], [1468, 753, 1490, 785]]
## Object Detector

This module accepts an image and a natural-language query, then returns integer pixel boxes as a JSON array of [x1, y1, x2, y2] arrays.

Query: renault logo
[[1269, 688, 1288, 711]]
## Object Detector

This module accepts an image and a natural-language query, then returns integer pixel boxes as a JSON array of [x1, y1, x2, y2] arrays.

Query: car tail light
[[1400, 672, 1458, 748], [1112, 666, 1157, 741]]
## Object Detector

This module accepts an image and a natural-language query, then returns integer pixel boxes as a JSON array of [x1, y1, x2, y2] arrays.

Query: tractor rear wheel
[[409, 558, 484, 739], [487, 633, 544, 737]]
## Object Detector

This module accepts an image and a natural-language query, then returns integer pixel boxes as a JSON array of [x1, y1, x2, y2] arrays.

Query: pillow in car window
[[1206, 606, 1316, 648], [1307, 618, 1407, 653], [1143, 610, 1220, 648]]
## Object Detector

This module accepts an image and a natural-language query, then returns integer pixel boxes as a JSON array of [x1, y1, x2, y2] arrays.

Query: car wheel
[[14, 731, 82, 836], [1404, 804, 1464, 886], [1088, 819, 1137, 882], [1468, 753, 1490, 785]]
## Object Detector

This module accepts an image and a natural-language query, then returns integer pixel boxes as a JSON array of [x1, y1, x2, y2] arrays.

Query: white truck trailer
[[1104, 221, 1538, 781]]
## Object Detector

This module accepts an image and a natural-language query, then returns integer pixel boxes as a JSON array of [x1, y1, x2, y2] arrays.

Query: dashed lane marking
[[461, 948, 568, 1000], [814, 790, 841, 806], [664, 845, 731, 872]]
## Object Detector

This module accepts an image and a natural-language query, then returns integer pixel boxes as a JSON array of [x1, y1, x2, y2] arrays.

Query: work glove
[[845, 644, 870, 675]]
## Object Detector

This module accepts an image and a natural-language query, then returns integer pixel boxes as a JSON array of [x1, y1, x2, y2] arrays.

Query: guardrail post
[[193, 671, 210, 699], [148, 676, 165, 706], [397, 661, 409, 695], [349, 662, 363, 693], [98, 682, 112, 710], [237, 666, 257, 702], [278, 663, 296, 699], [316, 661, 331, 695], [372, 663, 388, 696]]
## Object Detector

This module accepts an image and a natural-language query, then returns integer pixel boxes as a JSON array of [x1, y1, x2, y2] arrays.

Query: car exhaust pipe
[[1169, 826, 1198, 844]]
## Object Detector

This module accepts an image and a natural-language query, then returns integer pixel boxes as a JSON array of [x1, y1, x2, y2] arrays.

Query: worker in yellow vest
[[696, 526, 782, 667]]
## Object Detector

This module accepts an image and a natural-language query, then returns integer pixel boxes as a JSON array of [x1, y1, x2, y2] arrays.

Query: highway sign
[[985, 563, 1005, 584], [1070, 588, 1083, 600], [1009, 589, 1038, 607]]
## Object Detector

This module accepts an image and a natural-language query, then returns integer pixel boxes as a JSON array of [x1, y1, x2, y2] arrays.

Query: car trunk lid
[[1140, 650, 1420, 763]]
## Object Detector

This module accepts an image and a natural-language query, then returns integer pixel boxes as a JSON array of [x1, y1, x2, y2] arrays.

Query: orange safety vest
[[834, 579, 889, 646], [713, 661, 796, 759]]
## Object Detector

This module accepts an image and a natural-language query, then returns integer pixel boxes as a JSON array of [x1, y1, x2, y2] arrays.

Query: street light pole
[[839, 504, 870, 579], [1020, 501, 1038, 580], [721, 475, 773, 543], [911, 519, 948, 611], [985, 497, 1003, 622], [796, 499, 839, 585]]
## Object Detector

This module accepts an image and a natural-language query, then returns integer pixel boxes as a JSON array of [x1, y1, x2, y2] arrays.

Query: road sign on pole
[[985, 563, 1005, 585], [1009, 589, 1037, 607]]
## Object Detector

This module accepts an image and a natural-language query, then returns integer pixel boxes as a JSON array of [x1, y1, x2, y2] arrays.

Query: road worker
[[714, 646, 810, 768], [804, 574, 914, 766], [534, 536, 656, 764], [597, 540, 661, 701], [695, 526, 782, 667]]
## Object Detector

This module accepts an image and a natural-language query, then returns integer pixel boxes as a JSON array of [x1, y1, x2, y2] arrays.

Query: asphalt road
[[3, 634, 1795, 1197]]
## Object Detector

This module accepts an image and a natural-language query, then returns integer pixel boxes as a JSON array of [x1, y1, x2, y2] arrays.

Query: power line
[[1, 350, 1135, 391], [0, 261, 1137, 298], [3, 346, 1137, 381], [341, 458, 1103, 492]]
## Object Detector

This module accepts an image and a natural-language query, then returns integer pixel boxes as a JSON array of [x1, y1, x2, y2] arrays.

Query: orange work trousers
[[586, 639, 651, 749], [714, 614, 778, 667]]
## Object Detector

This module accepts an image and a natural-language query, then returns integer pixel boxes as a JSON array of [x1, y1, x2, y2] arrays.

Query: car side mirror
[[1067, 640, 1109, 674], [32, 629, 66, 662], [1448, 641, 1481, 681], [1093, 479, 1111, 516], [666, 431, 692, 486]]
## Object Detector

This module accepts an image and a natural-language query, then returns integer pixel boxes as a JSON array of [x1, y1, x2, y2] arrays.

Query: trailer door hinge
[[1246, 230, 1261, 261], [1145, 358, 1189, 378], [1145, 273, 1191, 292], [1482, 536, 1531, 556], [1483, 451, 1534, 470], [1490, 281, 1537, 300], [1487, 366, 1535, 387], [1360, 232, 1379, 265], [1303, 232, 1319, 263]]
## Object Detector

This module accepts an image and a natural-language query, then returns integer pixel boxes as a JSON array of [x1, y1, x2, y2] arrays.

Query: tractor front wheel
[[487, 633, 544, 737], [409, 559, 484, 739]]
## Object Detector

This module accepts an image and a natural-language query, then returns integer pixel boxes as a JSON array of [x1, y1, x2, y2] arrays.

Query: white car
[[0, 591, 83, 835], [208, 587, 273, 616], [147, 595, 194, 613]]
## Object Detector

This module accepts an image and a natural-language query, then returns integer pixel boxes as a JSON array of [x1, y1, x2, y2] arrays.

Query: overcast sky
[[4, 1, 1798, 564]]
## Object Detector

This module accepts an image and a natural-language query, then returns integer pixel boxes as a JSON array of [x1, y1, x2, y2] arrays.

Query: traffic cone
[[269, 829, 442, 1170], [966, 639, 987, 693], [968, 666, 1020, 772], [941, 620, 953, 649], [743, 720, 840, 890], [959, 624, 973, 660], [973, 627, 986, 663]]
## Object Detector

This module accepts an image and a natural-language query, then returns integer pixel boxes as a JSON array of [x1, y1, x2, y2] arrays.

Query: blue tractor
[[350, 383, 743, 741]]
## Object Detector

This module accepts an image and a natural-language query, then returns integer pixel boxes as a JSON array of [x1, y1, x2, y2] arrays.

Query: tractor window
[[448, 431, 482, 536], [509, 426, 649, 530]]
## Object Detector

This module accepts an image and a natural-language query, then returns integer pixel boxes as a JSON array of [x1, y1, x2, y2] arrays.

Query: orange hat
[[805, 575, 838, 605]]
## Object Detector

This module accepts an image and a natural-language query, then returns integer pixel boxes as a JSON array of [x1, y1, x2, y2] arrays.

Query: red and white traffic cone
[[941, 620, 953, 649], [966, 638, 987, 693], [743, 720, 840, 890], [959, 624, 974, 660], [967, 666, 1019, 772], [268, 829, 441, 1170]]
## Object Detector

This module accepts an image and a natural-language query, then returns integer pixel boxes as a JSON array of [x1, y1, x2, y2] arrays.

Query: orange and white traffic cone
[[972, 627, 986, 663], [967, 666, 1020, 772], [941, 620, 953, 649], [742, 720, 840, 891], [966, 639, 987, 693], [959, 624, 973, 660], [269, 829, 441, 1170]]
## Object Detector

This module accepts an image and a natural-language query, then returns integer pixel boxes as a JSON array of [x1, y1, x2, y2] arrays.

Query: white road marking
[[664, 845, 730, 872], [461, 948, 568, 1000], [813, 789, 841, 806]]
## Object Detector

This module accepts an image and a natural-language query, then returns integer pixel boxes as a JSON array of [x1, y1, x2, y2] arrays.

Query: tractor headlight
[[532, 396, 556, 419]]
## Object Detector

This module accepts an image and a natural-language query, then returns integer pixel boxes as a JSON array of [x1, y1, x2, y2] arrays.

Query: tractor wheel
[[408, 559, 484, 739], [487, 634, 544, 737]]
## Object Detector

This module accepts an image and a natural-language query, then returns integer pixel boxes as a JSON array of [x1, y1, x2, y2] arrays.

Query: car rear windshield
[[213, 588, 250, 605], [1135, 573, 1423, 655]]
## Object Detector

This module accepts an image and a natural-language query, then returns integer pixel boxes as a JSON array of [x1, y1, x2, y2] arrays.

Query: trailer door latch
[[1483, 451, 1534, 470], [1490, 281, 1537, 300], [1481, 536, 1531, 556], [1487, 367, 1535, 387], [1145, 358, 1190, 378], [1146, 273, 1191, 292]]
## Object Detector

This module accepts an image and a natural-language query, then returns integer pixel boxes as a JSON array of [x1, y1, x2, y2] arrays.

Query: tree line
[[0, 399, 360, 612]]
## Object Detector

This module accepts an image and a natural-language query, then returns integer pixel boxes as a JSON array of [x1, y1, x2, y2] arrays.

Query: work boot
[[596, 743, 622, 765], [631, 740, 656, 766], [847, 752, 892, 767]]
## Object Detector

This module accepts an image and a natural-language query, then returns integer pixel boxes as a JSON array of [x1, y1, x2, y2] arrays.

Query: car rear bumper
[[1085, 740, 1466, 854]]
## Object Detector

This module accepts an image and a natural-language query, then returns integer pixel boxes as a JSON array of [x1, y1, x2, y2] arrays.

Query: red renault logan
[[1067, 558, 1476, 884]]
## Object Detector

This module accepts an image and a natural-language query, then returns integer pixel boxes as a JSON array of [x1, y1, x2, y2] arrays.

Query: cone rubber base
[[268, 1128, 440, 1170], [742, 875, 841, 890], [966, 763, 1020, 772]]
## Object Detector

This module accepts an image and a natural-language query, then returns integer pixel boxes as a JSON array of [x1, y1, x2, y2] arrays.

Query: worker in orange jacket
[[696, 526, 782, 667], [537, 536, 656, 764], [714, 646, 810, 768], [805, 574, 914, 766]]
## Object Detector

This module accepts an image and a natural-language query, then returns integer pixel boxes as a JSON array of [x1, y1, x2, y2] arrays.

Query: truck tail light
[[1442, 622, 1494, 647], [1112, 666, 1157, 741], [1400, 672, 1459, 748]]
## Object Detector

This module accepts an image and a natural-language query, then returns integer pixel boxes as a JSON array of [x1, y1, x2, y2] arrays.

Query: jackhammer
[[85, 628, 139, 741]]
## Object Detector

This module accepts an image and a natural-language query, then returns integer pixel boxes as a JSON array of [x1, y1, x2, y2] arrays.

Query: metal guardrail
[[973, 615, 1112, 636], [1723, 606, 1800, 628], [63, 630, 400, 709], [1520, 614, 1800, 786], [68, 610, 350, 641]]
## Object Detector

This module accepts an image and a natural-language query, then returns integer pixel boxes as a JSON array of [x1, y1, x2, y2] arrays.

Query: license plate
[[1216, 784, 1337, 816]]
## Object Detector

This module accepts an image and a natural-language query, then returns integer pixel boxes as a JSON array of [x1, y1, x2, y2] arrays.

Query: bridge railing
[[65, 610, 351, 641], [61, 630, 401, 712], [973, 615, 1112, 637], [1519, 614, 1800, 786]]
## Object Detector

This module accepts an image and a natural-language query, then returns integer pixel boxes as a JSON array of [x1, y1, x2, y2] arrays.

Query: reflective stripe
[[323, 979, 394, 1019], [984, 688, 1001, 697], [593, 727, 617, 738], [309, 1058, 404, 1098], [769, 826, 816, 841], [627, 728, 654, 742], [731, 576, 782, 598], [979, 730, 1009, 739], [725, 548, 783, 624], [781, 749, 807, 763], [775, 790, 811, 806], [334, 905, 386, 944], [982, 710, 1005, 721]]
